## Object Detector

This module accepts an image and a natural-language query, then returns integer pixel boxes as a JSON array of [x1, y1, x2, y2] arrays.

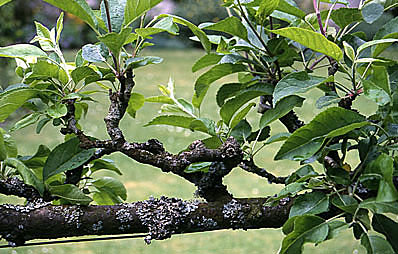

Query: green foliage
[[275, 107, 368, 161], [0, 44, 46, 58], [49, 184, 92, 205], [0, 87, 39, 122], [43, 138, 95, 181], [269, 27, 343, 60], [280, 215, 329, 254]]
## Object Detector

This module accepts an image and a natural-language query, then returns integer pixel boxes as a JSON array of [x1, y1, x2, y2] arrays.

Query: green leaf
[[230, 119, 252, 142], [247, 126, 270, 143], [158, 14, 211, 53], [93, 191, 122, 205], [184, 162, 212, 173], [49, 184, 92, 204], [276, 0, 306, 19], [357, 38, 398, 55], [36, 117, 51, 134], [362, 80, 391, 106], [281, 215, 329, 254], [0, 133, 7, 161], [343, 41, 355, 61], [373, 17, 398, 57], [0, 129, 17, 158], [152, 16, 179, 35], [75, 49, 85, 67], [0, 87, 38, 122], [5, 158, 44, 195], [362, 66, 391, 106], [360, 199, 398, 214], [90, 158, 122, 175], [315, 95, 340, 109], [200, 16, 248, 41], [71, 66, 99, 84], [56, 12, 64, 44], [285, 165, 318, 184], [135, 27, 163, 39], [361, 2, 384, 24], [43, 138, 95, 181], [0, 44, 47, 59], [327, 167, 351, 185], [93, 176, 127, 201], [135, 17, 179, 38], [257, 0, 280, 20], [361, 234, 395, 254], [18, 144, 50, 169], [230, 102, 256, 129], [125, 56, 163, 69], [127, 92, 145, 118], [220, 83, 274, 125], [189, 118, 216, 135], [0, 0, 12, 7], [279, 182, 307, 196], [193, 63, 247, 108], [265, 132, 291, 145], [192, 53, 223, 73], [42, 0, 98, 31], [34, 21, 54, 51], [216, 83, 247, 107], [98, 27, 132, 57], [124, 0, 162, 26], [331, 195, 358, 214], [372, 214, 398, 253], [289, 191, 329, 217], [100, 0, 126, 33], [28, 60, 69, 85], [326, 220, 349, 240], [331, 7, 363, 28], [270, 27, 343, 60], [275, 107, 368, 161], [47, 103, 67, 119], [273, 71, 329, 105], [145, 115, 195, 129], [145, 95, 174, 104], [260, 96, 304, 129], [10, 112, 41, 132], [364, 153, 398, 202], [82, 44, 106, 63]]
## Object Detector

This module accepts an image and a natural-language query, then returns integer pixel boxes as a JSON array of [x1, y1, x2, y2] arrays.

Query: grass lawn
[[0, 48, 368, 254]]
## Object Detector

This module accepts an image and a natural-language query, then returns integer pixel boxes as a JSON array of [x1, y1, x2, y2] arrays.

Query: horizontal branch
[[0, 196, 292, 247], [0, 177, 42, 202], [240, 160, 287, 184]]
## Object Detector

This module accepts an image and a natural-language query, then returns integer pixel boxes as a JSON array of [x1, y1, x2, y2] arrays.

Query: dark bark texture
[[0, 196, 292, 246]]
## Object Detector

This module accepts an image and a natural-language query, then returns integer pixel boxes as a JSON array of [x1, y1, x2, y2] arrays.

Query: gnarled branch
[[0, 196, 292, 247]]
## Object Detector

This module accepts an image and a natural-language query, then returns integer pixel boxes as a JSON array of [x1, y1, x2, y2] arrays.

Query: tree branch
[[0, 177, 42, 202], [239, 160, 287, 184], [0, 196, 293, 247]]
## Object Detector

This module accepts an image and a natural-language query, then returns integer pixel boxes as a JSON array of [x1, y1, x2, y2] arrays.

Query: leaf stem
[[313, 0, 326, 36], [103, 0, 120, 75]]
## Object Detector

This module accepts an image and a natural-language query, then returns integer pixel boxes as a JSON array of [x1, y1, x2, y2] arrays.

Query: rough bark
[[0, 196, 292, 246]]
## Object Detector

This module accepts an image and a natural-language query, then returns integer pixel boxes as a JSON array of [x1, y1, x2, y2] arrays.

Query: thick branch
[[0, 196, 292, 246], [0, 177, 42, 202]]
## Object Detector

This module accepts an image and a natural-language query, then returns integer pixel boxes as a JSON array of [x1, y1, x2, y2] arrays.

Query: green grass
[[0, 49, 368, 254]]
